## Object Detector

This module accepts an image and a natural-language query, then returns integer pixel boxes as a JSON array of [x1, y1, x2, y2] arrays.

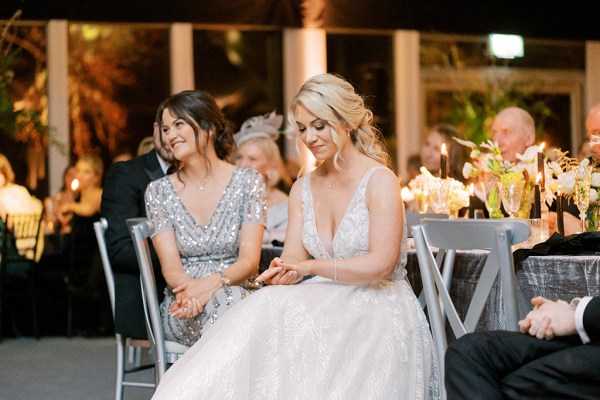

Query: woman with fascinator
[[234, 111, 292, 245]]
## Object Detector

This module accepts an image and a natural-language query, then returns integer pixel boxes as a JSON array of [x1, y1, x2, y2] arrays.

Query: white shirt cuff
[[574, 296, 593, 344]]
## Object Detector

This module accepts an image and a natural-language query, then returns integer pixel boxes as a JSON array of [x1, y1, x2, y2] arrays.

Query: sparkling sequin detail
[[145, 167, 266, 346]]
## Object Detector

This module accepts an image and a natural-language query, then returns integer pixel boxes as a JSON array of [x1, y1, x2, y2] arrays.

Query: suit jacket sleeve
[[101, 160, 150, 274], [583, 297, 600, 343]]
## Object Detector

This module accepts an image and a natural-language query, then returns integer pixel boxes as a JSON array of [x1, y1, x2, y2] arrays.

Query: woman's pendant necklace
[[327, 173, 344, 190], [196, 174, 212, 191]]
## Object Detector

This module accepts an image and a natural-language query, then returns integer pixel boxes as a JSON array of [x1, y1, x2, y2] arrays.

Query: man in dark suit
[[445, 295, 600, 399], [100, 123, 171, 339]]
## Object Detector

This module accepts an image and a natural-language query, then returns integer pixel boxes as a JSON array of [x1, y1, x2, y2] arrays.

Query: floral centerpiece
[[455, 138, 545, 219], [406, 166, 470, 217], [547, 151, 600, 231]]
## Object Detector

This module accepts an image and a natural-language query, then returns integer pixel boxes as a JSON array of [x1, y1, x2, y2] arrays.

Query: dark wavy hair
[[156, 90, 235, 173]]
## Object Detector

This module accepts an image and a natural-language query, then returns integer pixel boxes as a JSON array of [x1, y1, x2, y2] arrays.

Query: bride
[[152, 73, 439, 399]]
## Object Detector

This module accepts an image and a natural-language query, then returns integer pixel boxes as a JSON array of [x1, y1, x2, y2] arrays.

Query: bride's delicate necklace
[[327, 172, 344, 190]]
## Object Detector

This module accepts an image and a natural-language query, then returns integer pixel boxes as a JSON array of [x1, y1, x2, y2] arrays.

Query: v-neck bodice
[[301, 166, 408, 281], [145, 167, 266, 275]]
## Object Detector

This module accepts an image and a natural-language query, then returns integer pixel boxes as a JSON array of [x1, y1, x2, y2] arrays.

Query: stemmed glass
[[427, 178, 450, 214], [499, 180, 524, 218], [413, 180, 429, 214], [573, 165, 593, 232], [481, 177, 502, 219]]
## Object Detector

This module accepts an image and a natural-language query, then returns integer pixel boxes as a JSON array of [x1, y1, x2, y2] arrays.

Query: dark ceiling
[[2, 0, 600, 41]]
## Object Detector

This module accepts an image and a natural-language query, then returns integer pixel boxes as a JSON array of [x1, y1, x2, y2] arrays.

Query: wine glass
[[410, 179, 429, 214], [427, 178, 450, 214], [499, 180, 524, 218], [480, 177, 502, 219], [415, 191, 429, 214], [573, 165, 593, 232]]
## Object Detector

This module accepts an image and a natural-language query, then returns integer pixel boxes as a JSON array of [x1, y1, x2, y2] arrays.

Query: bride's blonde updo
[[288, 73, 391, 169]]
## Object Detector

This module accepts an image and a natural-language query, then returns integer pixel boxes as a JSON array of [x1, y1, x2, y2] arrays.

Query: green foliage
[[426, 42, 553, 145], [0, 10, 48, 147], [0, 12, 21, 139]]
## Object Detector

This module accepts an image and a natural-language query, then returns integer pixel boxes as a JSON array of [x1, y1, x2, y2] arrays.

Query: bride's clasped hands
[[255, 256, 304, 285]]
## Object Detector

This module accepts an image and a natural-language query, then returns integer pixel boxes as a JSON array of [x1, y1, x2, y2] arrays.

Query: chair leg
[[115, 334, 125, 400], [0, 285, 3, 343], [31, 275, 40, 339], [66, 290, 73, 338]]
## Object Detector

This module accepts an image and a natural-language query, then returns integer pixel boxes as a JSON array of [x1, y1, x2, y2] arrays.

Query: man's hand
[[518, 296, 576, 340]]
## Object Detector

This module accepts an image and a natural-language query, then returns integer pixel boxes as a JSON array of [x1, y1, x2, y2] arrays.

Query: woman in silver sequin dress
[[151, 75, 438, 399], [145, 90, 266, 346]]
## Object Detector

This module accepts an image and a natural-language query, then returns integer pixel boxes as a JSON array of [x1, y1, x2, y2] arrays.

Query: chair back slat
[[93, 218, 115, 316], [406, 212, 448, 238], [422, 218, 529, 250], [128, 217, 188, 385]]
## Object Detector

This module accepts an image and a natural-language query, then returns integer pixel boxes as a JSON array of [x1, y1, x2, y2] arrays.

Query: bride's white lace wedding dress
[[152, 166, 439, 400]]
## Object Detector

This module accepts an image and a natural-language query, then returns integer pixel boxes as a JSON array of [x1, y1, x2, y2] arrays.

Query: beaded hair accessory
[[234, 110, 283, 145]]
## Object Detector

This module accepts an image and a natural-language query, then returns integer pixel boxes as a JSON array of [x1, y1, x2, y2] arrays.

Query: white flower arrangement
[[406, 166, 470, 214], [456, 138, 559, 206]]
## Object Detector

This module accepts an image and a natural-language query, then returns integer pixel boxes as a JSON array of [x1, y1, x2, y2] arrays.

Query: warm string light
[[70, 178, 79, 191]]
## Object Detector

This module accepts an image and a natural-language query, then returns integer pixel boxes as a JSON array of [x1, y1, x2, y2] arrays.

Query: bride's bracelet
[[333, 259, 338, 282]]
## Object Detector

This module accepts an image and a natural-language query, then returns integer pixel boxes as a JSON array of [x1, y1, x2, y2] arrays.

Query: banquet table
[[405, 250, 600, 331]]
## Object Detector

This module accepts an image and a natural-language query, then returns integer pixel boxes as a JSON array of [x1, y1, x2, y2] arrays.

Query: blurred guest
[[112, 150, 133, 164], [61, 155, 107, 335], [101, 122, 171, 340], [43, 164, 77, 234], [146, 90, 265, 346], [587, 103, 600, 163], [0, 153, 43, 220], [234, 111, 291, 245], [548, 103, 600, 235], [403, 153, 422, 185], [471, 107, 536, 218], [420, 124, 469, 182], [491, 106, 536, 163], [60, 155, 103, 219], [137, 135, 155, 156]]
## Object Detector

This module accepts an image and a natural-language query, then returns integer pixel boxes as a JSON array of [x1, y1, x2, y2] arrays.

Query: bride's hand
[[256, 257, 302, 285]]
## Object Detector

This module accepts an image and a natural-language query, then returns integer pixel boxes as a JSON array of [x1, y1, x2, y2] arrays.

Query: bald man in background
[[491, 106, 536, 163]]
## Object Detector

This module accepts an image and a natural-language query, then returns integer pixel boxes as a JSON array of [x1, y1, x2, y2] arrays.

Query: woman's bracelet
[[219, 271, 230, 287], [333, 259, 338, 282]]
